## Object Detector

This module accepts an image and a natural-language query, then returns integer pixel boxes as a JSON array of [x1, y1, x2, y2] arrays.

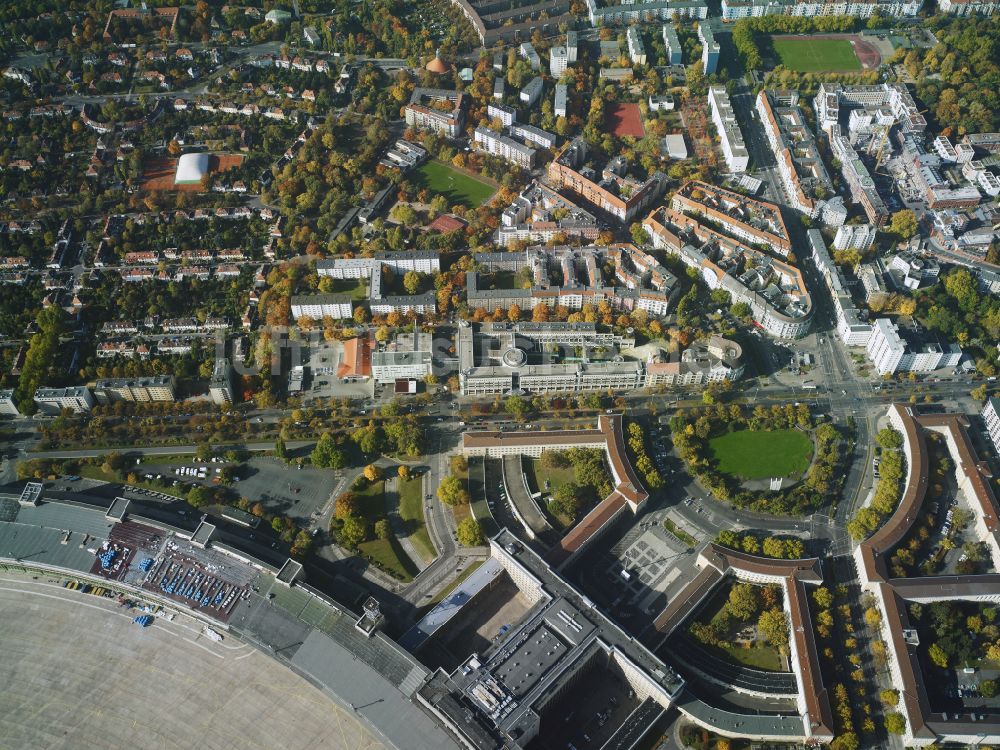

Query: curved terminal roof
[[174, 152, 210, 185]]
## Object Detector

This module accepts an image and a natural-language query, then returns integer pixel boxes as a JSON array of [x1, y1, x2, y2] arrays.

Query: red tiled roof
[[337, 337, 371, 379]]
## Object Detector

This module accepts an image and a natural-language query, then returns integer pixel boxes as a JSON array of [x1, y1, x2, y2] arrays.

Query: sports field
[[708, 429, 813, 479], [414, 161, 495, 208], [771, 38, 862, 72]]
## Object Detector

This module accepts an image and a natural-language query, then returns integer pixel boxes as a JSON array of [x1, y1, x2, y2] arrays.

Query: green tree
[[339, 515, 367, 547], [187, 485, 211, 508], [374, 519, 391, 540], [504, 395, 529, 421], [456, 517, 485, 547], [550, 483, 583, 521], [757, 609, 789, 652], [889, 209, 918, 240], [928, 642, 949, 668], [311, 433, 346, 469], [981, 679, 998, 698], [335, 492, 359, 519], [727, 583, 760, 621], [884, 712, 906, 736], [879, 689, 899, 707], [403, 270, 421, 295], [437, 474, 470, 506], [196, 443, 213, 461], [275, 436, 287, 461], [876, 428, 903, 450]]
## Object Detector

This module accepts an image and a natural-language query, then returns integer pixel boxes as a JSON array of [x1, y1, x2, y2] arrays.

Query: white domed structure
[[174, 152, 210, 185]]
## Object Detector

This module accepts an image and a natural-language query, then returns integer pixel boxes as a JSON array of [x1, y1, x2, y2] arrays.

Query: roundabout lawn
[[708, 429, 813, 480]]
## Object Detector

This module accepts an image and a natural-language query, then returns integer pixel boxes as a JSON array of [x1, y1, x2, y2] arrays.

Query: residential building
[[626, 27, 647, 65], [662, 23, 683, 65], [497, 181, 600, 245], [834, 223, 877, 251], [708, 86, 749, 174], [520, 42, 541, 69], [566, 30, 578, 62], [371, 332, 433, 383], [699, 23, 719, 75], [983, 397, 1000, 454], [209, 358, 236, 405], [493, 77, 505, 100], [644, 200, 812, 339], [866, 318, 962, 375], [547, 138, 667, 223], [808, 229, 872, 347], [813, 82, 926, 136], [290, 293, 353, 321], [938, 0, 997, 13], [487, 102, 517, 127], [0, 389, 19, 416], [92, 376, 176, 404], [584, 0, 708, 24], [509, 123, 557, 149], [669, 180, 791, 255], [756, 90, 836, 223], [830, 127, 890, 228], [474, 127, 537, 168], [550, 46, 569, 76], [554, 84, 568, 118], [721, 0, 922, 19], [34, 386, 95, 414], [887, 251, 940, 291], [404, 88, 466, 137], [520, 76, 544, 108]]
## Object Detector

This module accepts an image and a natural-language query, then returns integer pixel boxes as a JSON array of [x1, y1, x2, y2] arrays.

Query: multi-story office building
[[626, 27, 646, 65], [371, 332, 433, 384], [404, 88, 466, 137], [708, 86, 749, 173], [547, 138, 667, 223], [209, 358, 237, 405], [645, 336, 745, 386], [662, 23, 682, 65], [866, 318, 962, 375], [699, 23, 719, 74], [474, 127, 537, 168], [92, 376, 176, 404], [290, 293, 353, 321], [0, 389, 19, 416], [34, 386, 95, 414], [834, 223, 877, 251]]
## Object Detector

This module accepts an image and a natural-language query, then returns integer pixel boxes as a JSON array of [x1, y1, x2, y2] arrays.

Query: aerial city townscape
[[4, 1, 1000, 750]]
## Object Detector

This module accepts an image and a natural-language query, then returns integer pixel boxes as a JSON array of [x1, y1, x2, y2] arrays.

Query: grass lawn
[[353, 480, 419, 582], [414, 160, 495, 208], [527, 457, 576, 494], [398, 476, 436, 563], [708, 429, 813, 480], [690, 585, 787, 673], [771, 37, 861, 72], [716, 643, 784, 671], [325, 276, 368, 301], [663, 518, 697, 548]]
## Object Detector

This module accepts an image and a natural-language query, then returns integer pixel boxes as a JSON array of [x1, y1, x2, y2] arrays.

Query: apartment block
[[474, 127, 536, 168], [92, 376, 176, 404], [498, 181, 600, 245], [983, 397, 1000, 454], [722, 0, 922, 19], [670, 180, 791, 256], [699, 23, 719, 74], [34, 386, 95, 414], [520, 76, 544, 108], [487, 102, 516, 127], [404, 88, 466, 137], [509, 123, 557, 149], [554, 84, 568, 118], [209, 358, 237, 405], [290, 293, 353, 321], [662, 23, 683, 65], [585, 0, 708, 24], [547, 138, 667, 223], [708, 86, 749, 174], [550, 46, 569, 76], [626, 27, 647, 65], [939, 0, 997, 13], [519, 42, 541, 70], [830, 127, 890, 228], [808, 229, 872, 347], [833, 223, 877, 251], [0, 389, 19, 416]]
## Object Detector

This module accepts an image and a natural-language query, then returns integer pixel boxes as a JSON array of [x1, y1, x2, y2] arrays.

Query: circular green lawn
[[708, 429, 813, 480]]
